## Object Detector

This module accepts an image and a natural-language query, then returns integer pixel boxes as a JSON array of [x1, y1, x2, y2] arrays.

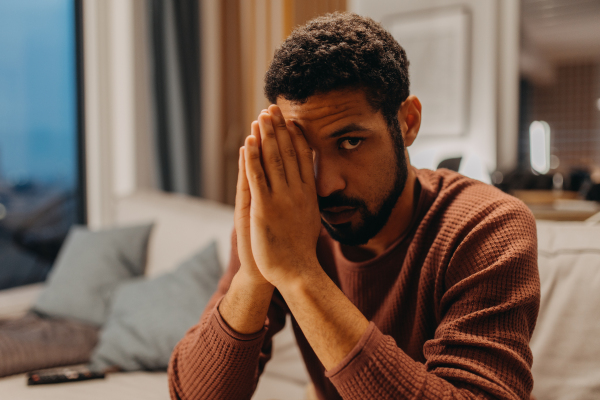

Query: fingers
[[251, 120, 261, 149], [244, 135, 269, 199], [268, 105, 302, 186], [251, 120, 267, 184], [235, 146, 250, 213], [235, 146, 260, 271], [258, 110, 287, 190], [286, 120, 316, 187]]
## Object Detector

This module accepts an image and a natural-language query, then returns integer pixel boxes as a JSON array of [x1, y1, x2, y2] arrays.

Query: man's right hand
[[233, 120, 273, 288], [218, 120, 275, 335]]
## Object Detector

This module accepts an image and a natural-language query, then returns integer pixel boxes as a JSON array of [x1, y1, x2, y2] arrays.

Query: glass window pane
[[0, 0, 82, 290]]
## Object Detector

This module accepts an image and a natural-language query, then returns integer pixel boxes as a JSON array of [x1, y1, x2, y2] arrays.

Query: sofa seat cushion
[[0, 371, 169, 400], [531, 221, 600, 400], [0, 370, 308, 400]]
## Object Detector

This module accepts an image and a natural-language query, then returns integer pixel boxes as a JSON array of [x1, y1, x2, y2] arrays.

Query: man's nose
[[313, 153, 346, 198]]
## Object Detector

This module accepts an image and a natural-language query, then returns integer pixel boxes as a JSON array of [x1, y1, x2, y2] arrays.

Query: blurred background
[[1, 0, 599, 290]]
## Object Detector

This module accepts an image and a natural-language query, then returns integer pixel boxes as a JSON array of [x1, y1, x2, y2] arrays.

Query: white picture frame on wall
[[385, 7, 470, 137]]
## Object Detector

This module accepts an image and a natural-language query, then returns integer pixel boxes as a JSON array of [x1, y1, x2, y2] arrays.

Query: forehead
[[276, 89, 382, 140]]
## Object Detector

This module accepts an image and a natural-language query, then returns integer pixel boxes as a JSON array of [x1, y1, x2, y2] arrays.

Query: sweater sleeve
[[168, 230, 288, 400], [326, 198, 540, 400]]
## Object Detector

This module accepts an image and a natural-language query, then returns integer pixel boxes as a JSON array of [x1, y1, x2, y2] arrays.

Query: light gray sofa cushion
[[89, 241, 222, 371], [531, 221, 600, 400], [33, 223, 153, 326]]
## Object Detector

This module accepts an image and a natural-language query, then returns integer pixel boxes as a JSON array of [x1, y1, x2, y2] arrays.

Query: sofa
[[0, 191, 310, 400], [0, 190, 599, 399]]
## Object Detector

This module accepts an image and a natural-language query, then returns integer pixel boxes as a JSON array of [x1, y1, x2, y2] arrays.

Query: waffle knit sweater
[[168, 168, 540, 400]]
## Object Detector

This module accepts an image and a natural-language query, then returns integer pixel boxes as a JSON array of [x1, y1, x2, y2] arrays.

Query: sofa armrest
[[0, 283, 43, 319]]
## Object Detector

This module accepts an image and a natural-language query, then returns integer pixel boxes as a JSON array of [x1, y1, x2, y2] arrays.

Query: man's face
[[277, 88, 408, 246]]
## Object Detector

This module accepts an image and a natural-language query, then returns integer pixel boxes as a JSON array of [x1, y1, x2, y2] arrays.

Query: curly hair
[[264, 12, 410, 132]]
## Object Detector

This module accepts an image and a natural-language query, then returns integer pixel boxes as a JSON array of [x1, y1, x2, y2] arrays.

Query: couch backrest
[[113, 192, 600, 399], [115, 191, 234, 277], [531, 220, 600, 400]]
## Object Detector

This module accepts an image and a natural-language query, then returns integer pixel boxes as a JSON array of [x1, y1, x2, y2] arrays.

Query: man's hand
[[234, 132, 272, 288], [244, 105, 322, 287], [244, 105, 370, 371], [216, 122, 276, 336]]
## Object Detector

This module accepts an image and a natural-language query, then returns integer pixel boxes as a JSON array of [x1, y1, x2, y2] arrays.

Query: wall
[[82, 0, 521, 221], [348, 0, 520, 177], [83, 0, 349, 215], [530, 63, 600, 171]]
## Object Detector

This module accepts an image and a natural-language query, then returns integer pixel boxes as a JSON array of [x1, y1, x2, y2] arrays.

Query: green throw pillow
[[33, 223, 153, 326]]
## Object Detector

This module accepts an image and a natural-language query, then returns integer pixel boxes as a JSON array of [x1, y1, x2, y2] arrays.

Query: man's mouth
[[321, 206, 357, 225]]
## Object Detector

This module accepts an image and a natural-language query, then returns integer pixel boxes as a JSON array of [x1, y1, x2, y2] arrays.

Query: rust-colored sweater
[[168, 168, 540, 400]]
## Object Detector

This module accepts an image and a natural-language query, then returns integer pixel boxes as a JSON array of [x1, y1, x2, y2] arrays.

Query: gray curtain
[[148, 0, 201, 196]]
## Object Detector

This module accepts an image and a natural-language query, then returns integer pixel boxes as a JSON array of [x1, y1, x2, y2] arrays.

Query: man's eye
[[340, 138, 363, 150]]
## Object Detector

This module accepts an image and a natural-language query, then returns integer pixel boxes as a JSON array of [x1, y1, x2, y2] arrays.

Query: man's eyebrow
[[326, 123, 371, 139]]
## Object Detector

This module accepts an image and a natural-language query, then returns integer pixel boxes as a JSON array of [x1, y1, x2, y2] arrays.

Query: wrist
[[219, 270, 275, 335], [236, 265, 274, 290], [274, 256, 324, 294]]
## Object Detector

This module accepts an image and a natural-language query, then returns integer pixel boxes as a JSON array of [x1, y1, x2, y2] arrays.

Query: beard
[[318, 126, 409, 246]]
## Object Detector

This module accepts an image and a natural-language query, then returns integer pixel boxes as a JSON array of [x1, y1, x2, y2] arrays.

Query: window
[[0, 0, 84, 290]]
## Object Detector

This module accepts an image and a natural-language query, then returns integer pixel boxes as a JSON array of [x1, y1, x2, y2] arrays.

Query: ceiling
[[521, 0, 600, 64], [519, 0, 600, 83], [522, 0, 600, 27]]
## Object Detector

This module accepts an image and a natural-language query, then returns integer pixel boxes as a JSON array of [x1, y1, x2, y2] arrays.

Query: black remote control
[[27, 366, 105, 385]]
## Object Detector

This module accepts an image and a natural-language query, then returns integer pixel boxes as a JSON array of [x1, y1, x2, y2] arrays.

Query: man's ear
[[398, 95, 421, 147]]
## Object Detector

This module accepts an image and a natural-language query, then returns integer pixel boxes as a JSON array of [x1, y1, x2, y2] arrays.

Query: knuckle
[[301, 148, 313, 159], [293, 130, 306, 140], [270, 155, 284, 168], [283, 146, 297, 158], [251, 171, 264, 182], [247, 150, 261, 160]]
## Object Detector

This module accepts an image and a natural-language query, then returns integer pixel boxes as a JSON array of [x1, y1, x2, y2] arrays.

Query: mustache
[[318, 192, 365, 210]]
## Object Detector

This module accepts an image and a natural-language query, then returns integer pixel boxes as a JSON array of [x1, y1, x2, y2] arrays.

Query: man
[[169, 12, 539, 400]]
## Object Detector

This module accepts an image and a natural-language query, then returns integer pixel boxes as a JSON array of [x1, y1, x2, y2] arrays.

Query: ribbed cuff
[[211, 296, 269, 345], [326, 322, 431, 399], [325, 321, 381, 381]]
